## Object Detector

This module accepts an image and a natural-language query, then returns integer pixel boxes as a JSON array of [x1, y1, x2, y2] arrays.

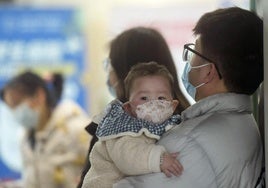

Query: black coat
[[77, 122, 99, 188]]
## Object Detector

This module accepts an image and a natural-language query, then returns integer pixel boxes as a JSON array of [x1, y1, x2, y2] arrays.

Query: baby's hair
[[124, 61, 175, 100]]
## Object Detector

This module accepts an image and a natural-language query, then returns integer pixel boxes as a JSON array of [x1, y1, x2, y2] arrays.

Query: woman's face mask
[[135, 100, 175, 124], [13, 103, 39, 129], [105, 59, 119, 98], [106, 79, 117, 98]]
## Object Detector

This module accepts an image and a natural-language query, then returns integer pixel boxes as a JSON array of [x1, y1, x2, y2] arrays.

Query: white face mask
[[13, 103, 39, 129], [181, 62, 210, 99], [135, 100, 175, 124], [107, 79, 120, 98]]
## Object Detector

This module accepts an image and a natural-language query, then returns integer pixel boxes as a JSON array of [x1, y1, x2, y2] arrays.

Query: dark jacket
[[77, 122, 99, 188]]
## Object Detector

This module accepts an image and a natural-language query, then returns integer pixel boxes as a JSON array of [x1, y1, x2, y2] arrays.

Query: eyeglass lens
[[183, 46, 193, 62]]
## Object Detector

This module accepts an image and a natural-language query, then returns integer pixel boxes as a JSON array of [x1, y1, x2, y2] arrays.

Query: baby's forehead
[[130, 87, 173, 97], [127, 75, 173, 97], [135, 89, 171, 94], [131, 75, 169, 85], [134, 75, 171, 86]]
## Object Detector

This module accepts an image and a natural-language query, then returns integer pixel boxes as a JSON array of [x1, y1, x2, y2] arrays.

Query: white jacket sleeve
[[106, 135, 166, 175]]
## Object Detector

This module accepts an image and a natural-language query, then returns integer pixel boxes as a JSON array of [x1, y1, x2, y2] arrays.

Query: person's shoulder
[[55, 99, 88, 115], [52, 99, 91, 130]]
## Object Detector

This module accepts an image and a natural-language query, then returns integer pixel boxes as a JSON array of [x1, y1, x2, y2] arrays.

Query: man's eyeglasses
[[183, 43, 222, 79]]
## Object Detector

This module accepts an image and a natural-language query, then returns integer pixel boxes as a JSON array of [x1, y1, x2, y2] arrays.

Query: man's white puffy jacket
[[114, 93, 263, 188]]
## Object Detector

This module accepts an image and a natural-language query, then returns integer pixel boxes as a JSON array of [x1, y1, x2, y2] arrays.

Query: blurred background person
[[77, 26, 190, 188], [0, 94, 23, 188], [1, 71, 91, 188]]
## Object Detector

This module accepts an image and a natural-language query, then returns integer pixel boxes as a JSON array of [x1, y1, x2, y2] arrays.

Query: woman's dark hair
[[109, 26, 190, 113], [48, 73, 64, 104], [193, 7, 263, 95], [3, 71, 64, 108]]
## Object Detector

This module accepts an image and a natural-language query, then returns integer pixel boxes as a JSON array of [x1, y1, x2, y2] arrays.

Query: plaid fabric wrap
[[96, 100, 181, 140]]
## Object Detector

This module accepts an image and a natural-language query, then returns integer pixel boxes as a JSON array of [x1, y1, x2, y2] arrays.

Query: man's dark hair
[[193, 7, 263, 95]]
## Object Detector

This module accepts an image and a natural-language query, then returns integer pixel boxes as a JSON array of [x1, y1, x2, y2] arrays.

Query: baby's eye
[[141, 96, 148, 101], [158, 96, 167, 100]]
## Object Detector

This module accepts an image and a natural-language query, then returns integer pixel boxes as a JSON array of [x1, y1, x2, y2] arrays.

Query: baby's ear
[[172, 100, 179, 111], [122, 102, 132, 114]]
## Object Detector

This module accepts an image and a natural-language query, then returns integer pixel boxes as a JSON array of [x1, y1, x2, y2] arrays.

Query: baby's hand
[[160, 152, 183, 177]]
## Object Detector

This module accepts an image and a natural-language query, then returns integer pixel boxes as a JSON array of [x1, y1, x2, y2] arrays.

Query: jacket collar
[[181, 93, 252, 121], [96, 100, 181, 141]]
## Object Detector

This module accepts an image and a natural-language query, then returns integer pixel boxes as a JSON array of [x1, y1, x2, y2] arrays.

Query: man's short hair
[[193, 7, 263, 95]]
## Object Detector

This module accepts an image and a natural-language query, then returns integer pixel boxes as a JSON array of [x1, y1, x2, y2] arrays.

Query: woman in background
[[2, 71, 91, 188], [77, 26, 190, 187]]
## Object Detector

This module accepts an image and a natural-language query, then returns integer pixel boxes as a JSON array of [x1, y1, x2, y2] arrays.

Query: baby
[[82, 61, 183, 188]]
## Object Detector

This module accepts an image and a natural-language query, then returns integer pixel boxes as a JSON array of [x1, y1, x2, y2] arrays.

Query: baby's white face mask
[[135, 100, 175, 124]]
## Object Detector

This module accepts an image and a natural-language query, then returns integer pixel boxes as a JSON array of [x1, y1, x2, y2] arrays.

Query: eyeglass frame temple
[[183, 43, 222, 79]]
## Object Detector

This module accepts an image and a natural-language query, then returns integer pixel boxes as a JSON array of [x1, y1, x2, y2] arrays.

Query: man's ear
[[122, 102, 132, 114], [204, 63, 218, 83]]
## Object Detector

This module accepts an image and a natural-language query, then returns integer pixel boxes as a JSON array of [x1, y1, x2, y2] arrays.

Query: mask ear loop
[[195, 82, 206, 89], [106, 62, 120, 98], [190, 63, 212, 88], [190, 62, 211, 69]]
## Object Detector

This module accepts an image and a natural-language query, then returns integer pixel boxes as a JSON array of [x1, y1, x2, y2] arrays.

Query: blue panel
[[0, 7, 89, 181]]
